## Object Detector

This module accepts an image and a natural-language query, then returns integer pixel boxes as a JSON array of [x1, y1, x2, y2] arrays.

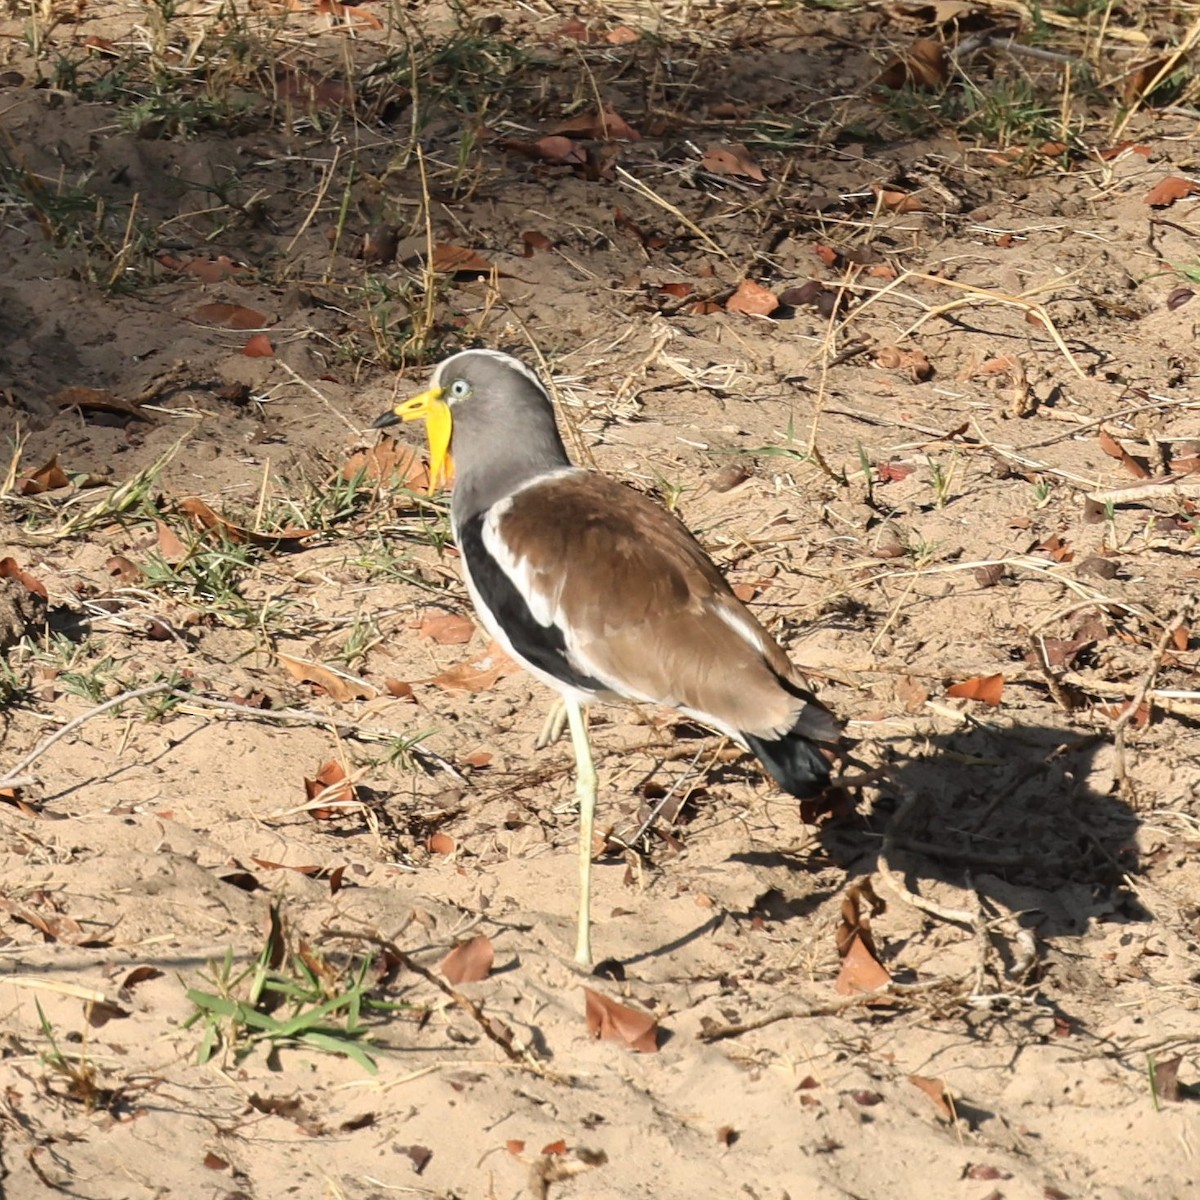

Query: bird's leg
[[563, 697, 596, 966], [535, 697, 568, 749]]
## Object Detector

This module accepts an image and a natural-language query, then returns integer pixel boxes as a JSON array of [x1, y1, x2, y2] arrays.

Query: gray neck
[[450, 417, 573, 529]]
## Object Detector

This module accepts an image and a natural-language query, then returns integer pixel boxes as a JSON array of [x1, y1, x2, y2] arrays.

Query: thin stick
[[696, 975, 970, 1042], [0, 682, 173, 789], [327, 928, 566, 1080], [1113, 609, 1191, 791], [1088, 480, 1200, 505]]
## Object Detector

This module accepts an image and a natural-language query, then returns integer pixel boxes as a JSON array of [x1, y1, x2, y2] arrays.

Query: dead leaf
[[877, 38, 949, 90], [726, 279, 779, 317], [531, 134, 589, 165], [541, 1139, 568, 1156], [242, 333, 274, 358], [700, 142, 765, 182], [51, 385, 149, 422], [462, 749, 492, 769], [874, 345, 933, 381], [428, 831, 456, 856], [343, 436, 428, 490], [1154, 1055, 1183, 1102], [877, 461, 914, 483], [186, 302, 271, 330], [946, 673, 1004, 705], [1123, 57, 1175, 106], [1145, 177, 1200, 208], [105, 555, 143, 584], [203, 1152, 230, 1171], [398, 1144, 432, 1175], [521, 230, 554, 255], [17, 454, 69, 495], [418, 611, 475, 645], [157, 253, 249, 283], [279, 654, 373, 703], [552, 106, 640, 141], [1034, 534, 1074, 563], [835, 878, 891, 995], [607, 24, 639, 44], [314, 0, 383, 29], [275, 65, 354, 110], [431, 243, 496, 276], [909, 1074, 954, 1121], [384, 679, 416, 700], [155, 520, 188, 564], [178, 498, 315, 548], [583, 987, 660, 1052], [440, 934, 494, 984], [303, 760, 356, 818], [506, 1140, 526, 1156], [1098, 429, 1151, 478], [895, 675, 928, 713], [120, 965, 163, 992], [872, 183, 927, 213], [429, 641, 517, 692], [0, 557, 48, 600]]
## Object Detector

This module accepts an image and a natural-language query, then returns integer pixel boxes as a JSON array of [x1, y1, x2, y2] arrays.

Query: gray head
[[372, 349, 573, 524]]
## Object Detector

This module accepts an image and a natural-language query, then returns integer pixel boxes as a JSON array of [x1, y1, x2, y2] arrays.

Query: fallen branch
[[328, 928, 568, 1081]]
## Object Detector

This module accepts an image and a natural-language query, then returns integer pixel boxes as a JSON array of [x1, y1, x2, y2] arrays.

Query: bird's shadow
[[815, 720, 1146, 943]]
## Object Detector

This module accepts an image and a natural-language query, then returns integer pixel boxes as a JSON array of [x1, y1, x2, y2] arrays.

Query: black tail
[[743, 691, 843, 799]]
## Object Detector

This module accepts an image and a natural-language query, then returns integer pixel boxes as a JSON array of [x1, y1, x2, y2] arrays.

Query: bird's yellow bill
[[386, 386, 453, 492]]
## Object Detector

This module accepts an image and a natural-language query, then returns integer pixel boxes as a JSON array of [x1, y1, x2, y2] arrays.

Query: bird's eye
[[448, 379, 471, 401]]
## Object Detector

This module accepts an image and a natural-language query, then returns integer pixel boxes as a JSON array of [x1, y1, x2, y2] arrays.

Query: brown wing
[[497, 472, 829, 742]]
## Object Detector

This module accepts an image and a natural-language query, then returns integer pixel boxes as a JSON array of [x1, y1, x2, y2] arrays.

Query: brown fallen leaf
[[187, 302, 271, 330], [155, 520, 188, 564], [1098, 429, 1151, 479], [275, 65, 354, 110], [1123, 57, 1175, 106], [431, 243, 496, 276], [51, 385, 150, 422], [528, 134, 590, 165], [429, 640, 517, 692], [1153, 1055, 1184, 1102], [384, 678, 416, 700], [521, 230, 554, 255], [725, 279, 779, 317], [946, 673, 1004, 705], [418, 611, 475, 645], [303, 760, 356, 819], [342, 436, 428, 490], [874, 345, 933, 381], [877, 38, 949, 90], [0, 557, 48, 600], [243, 333, 274, 358], [279, 654, 373, 703], [835, 878, 891, 995], [314, 0, 383, 29], [895, 675, 928, 713], [440, 934, 494, 984], [583, 987, 660, 1052], [428, 831, 456, 856], [607, 24, 639, 44], [1145, 176, 1200, 208], [17, 454, 69, 496], [700, 142, 766, 182], [157, 253, 249, 283], [909, 1074, 955, 1121], [872, 183, 927, 213], [552, 106, 640, 141], [105, 555, 143, 584], [178, 497, 315, 548]]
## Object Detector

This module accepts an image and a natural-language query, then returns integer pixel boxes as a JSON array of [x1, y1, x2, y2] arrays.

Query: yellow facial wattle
[[391, 385, 453, 492]]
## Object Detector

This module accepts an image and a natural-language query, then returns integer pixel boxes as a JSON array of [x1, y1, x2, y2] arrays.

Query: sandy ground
[[2, 1, 1200, 1197]]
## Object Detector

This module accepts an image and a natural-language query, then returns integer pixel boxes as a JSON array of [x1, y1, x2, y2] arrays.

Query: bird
[[372, 349, 842, 966]]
